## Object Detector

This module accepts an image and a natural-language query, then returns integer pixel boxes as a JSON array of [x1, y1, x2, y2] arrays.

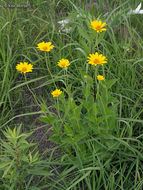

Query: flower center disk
[[96, 26, 101, 31], [43, 46, 48, 50], [94, 59, 100, 64], [22, 67, 27, 72]]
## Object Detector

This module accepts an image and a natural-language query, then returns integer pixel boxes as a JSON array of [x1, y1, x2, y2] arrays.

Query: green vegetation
[[0, 0, 143, 189]]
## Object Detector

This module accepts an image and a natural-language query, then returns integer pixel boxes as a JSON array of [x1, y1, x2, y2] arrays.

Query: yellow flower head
[[37, 42, 54, 52], [51, 89, 62, 97], [87, 52, 107, 66], [90, 20, 106, 32], [16, 62, 33, 74], [97, 75, 105, 81], [57, 59, 70, 68]]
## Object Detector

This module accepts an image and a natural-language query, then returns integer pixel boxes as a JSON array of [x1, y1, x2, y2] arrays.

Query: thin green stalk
[[64, 67, 68, 88], [90, 31, 97, 102], [56, 98, 64, 125], [24, 75, 40, 107], [45, 52, 57, 88], [94, 66, 98, 101], [16, 142, 22, 190], [99, 94, 109, 129], [90, 30, 94, 78], [95, 32, 99, 52], [102, 65, 105, 77]]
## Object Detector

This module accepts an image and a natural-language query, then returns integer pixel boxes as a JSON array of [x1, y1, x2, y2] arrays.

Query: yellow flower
[[57, 59, 70, 68], [97, 75, 105, 81], [51, 89, 62, 97], [16, 62, 33, 74], [90, 20, 106, 32], [87, 52, 107, 66], [37, 42, 54, 52]]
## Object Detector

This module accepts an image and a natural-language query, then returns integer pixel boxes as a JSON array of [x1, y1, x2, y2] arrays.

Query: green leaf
[[30, 187, 41, 190], [73, 132, 87, 143], [66, 171, 91, 190], [61, 137, 73, 144], [38, 116, 56, 124], [64, 124, 74, 137], [90, 5, 95, 16], [78, 26, 90, 42], [0, 161, 12, 169], [105, 79, 117, 89], [50, 133, 61, 143], [79, 40, 89, 55], [28, 169, 52, 176]]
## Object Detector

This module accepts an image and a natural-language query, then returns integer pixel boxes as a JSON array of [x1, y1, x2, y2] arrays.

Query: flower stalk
[[45, 53, 57, 88], [24, 75, 40, 107]]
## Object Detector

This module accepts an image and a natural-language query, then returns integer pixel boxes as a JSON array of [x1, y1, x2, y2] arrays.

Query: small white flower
[[123, 46, 131, 52], [57, 19, 70, 27], [62, 28, 72, 33], [76, 13, 86, 18], [128, 3, 143, 15], [58, 19, 72, 33], [58, 27, 72, 33]]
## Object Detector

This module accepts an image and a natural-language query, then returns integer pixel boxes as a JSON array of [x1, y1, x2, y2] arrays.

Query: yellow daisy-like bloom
[[16, 62, 33, 74], [57, 59, 70, 68], [37, 42, 54, 52], [97, 75, 105, 81], [90, 20, 106, 32], [87, 52, 107, 66], [51, 89, 62, 97]]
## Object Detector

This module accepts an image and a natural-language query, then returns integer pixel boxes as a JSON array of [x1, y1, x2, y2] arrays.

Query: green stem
[[96, 80, 100, 100], [90, 31, 94, 77], [93, 66, 98, 102], [24, 75, 40, 107], [64, 68, 68, 88], [95, 33, 99, 51], [90, 32, 97, 102], [56, 98, 63, 124], [45, 53, 57, 88], [16, 142, 22, 190], [102, 65, 108, 99], [99, 95, 109, 129], [102, 65, 105, 76]]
